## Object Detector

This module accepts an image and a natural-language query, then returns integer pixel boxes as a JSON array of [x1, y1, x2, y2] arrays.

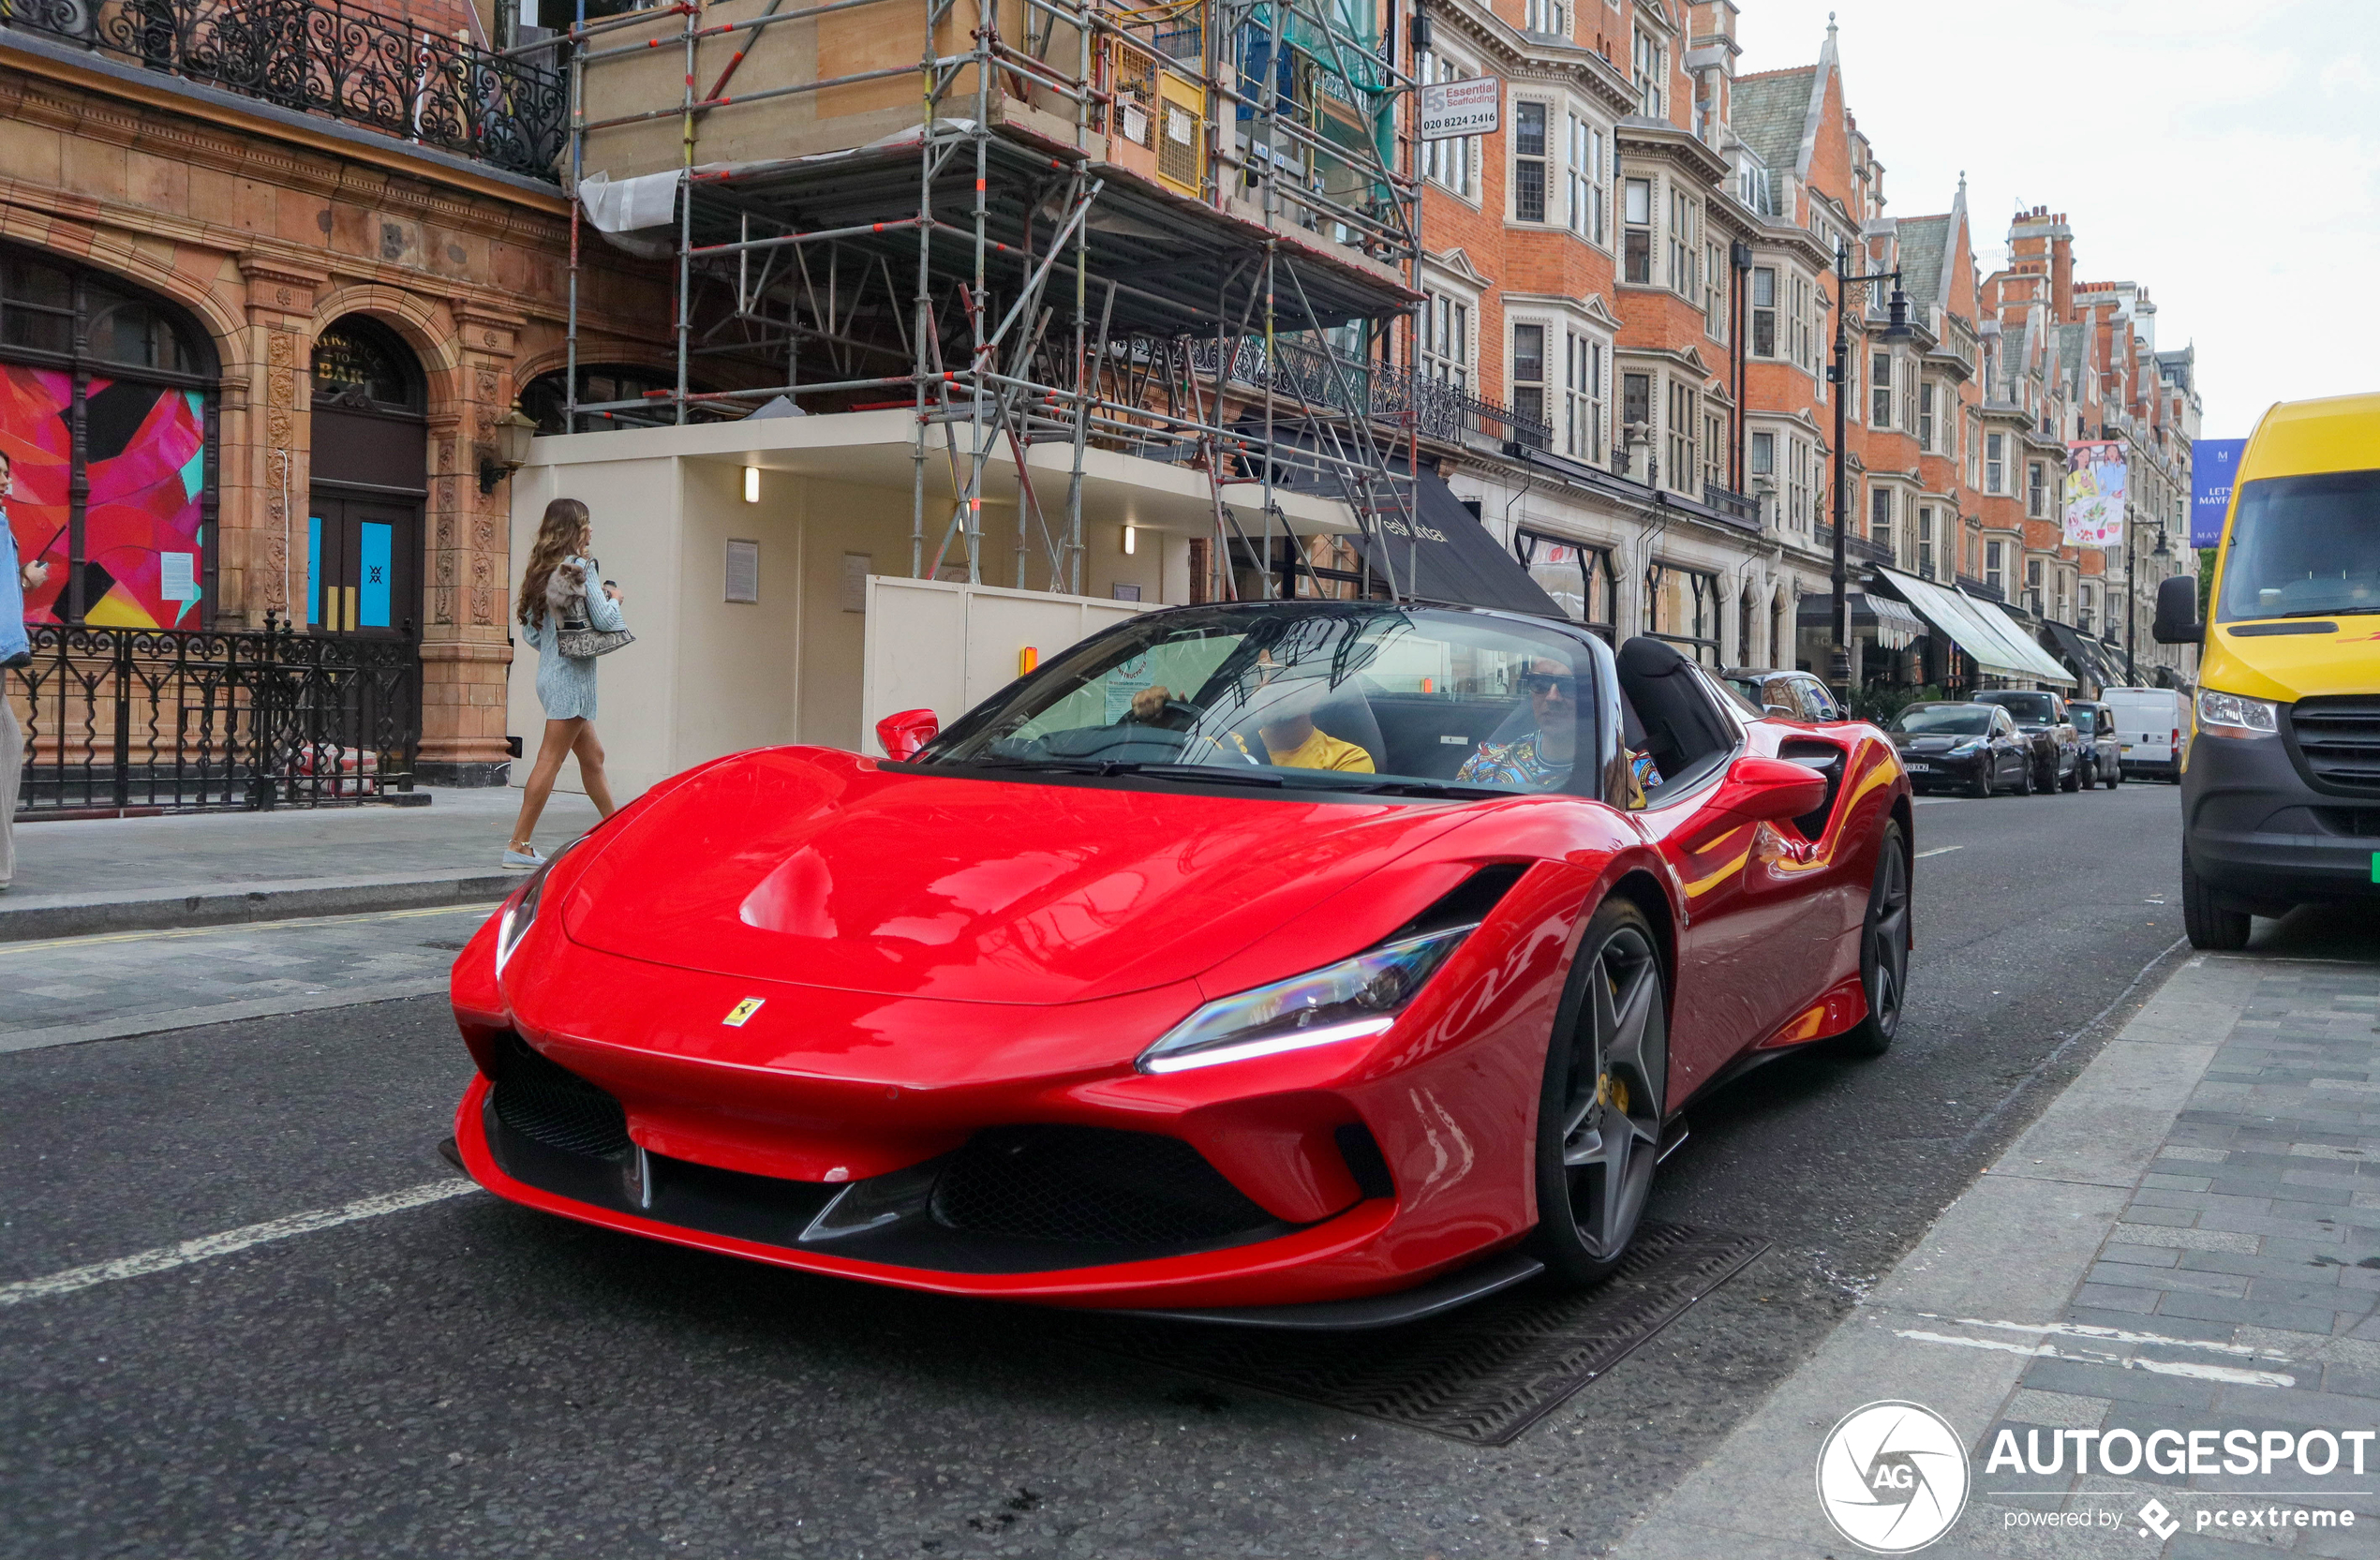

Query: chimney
[[2050, 212, 2073, 320]]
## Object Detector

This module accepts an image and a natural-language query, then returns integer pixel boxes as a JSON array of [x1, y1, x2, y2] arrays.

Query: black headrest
[[1618, 636, 1693, 681]]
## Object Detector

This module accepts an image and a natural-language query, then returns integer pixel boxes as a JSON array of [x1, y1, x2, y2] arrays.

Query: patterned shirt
[[1454, 731, 1572, 791]]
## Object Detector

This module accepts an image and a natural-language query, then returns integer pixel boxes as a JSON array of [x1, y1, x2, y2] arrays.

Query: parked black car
[[1971, 690, 2083, 793], [2065, 700, 2123, 789], [1888, 701, 2033, 796]]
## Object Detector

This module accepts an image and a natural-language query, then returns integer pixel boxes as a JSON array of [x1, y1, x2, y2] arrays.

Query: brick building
[[1403, 0, 2200, 693]]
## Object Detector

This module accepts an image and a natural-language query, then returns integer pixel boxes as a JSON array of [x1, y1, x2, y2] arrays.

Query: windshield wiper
[[950, 755, 1130, 776], [2277, 605, 2378, 618], [1275, 773, 1517, 799], [1128, 763, 1287, 787]]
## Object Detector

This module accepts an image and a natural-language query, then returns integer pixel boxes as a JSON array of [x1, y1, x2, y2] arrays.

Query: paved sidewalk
[[1611, 944, 2380, 1560], [0, 787, 600, 941]]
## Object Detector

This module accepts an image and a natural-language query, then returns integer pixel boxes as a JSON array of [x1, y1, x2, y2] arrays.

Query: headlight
[[2196, 689, 2280, 735], [1948, 738, 1985, 756], [495, 838, 579, 975], [1136, 924, 1477, 1075]]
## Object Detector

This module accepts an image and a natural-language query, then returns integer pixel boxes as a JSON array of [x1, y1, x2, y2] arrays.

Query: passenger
[[1128, 650, 1376, 772], [1456, 657, 1583, 792]]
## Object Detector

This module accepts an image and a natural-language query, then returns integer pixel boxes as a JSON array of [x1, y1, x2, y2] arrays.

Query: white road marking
[[1911, 798, 1961, 806], [1894, 1329, 2295, 1388], [1914, 845, 1964, 859], [0, 1179, 479, 1307], [1916, 1314, 2285, 1359], [0, 901, 491, 958]]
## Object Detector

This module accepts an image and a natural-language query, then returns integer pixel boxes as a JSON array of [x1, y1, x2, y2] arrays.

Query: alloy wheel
[[1556, 921, 1666, 1263]]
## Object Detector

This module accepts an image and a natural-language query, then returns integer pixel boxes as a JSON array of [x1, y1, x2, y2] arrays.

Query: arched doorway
[[0, 243, 219, 629], [520, 362, 712, 434], [307, 316, 425, 639]]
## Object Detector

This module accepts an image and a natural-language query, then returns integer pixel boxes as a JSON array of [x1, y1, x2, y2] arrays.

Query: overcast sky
[[1733, 0, 2379, 438]]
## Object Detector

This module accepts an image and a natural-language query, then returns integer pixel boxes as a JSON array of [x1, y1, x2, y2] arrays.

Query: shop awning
[[1877, 569, 2076, 686], [1354, 467, 1566, 617], [1795, 592, 1927, 650], [2042, 619, 2125, 691]]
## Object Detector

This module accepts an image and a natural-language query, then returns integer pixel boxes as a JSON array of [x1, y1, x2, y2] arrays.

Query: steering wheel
[[1123, 698, 1203, 732]]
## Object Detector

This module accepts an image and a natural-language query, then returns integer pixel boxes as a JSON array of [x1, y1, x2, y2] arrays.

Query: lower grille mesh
[[491, 1033, 632, 1158], [931, 1126, 1277, 1247]]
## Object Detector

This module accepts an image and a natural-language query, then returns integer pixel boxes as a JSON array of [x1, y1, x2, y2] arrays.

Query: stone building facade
[[1, 18, 676, 781]]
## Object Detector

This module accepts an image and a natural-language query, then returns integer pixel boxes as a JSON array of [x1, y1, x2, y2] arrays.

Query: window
[[1750, 430, 1775, 477], [1966, 414, 1983, 487], [1423, 290, 1468, 392], [1621, 370, 1651, 474], [2025, 556, 2043, 615], [1632, 29, 1664, 118], [1669, 188, 1696, 296], [1563, 332, 1604, 463], [1513, 102, 1548, 223], [2027, 460, 2046, 518], [1986, 538, 2005, 594], [1644, 561, 1720, 664], [1871, 349, 1893, 427], [1917, 382, 1936, 451], [1917, 505, 1935, 578], [1623, 178, 1653, 284], [1788, 437, 1812, 530], [1517, 532, 1614, 637], [1510, 323, 1546, 430], [1703, 409, 1725, 496], [1566, 115, 1592, 237], [1704, 240, 1727, 340], [1751, 267, 1777, 357], [1667, 379, 1695, 494], [1902, 373, 1918, 440], [1870, 483, 1894, 557], [2078, 582, 2095, 634], [2055, 571, 2070, 621], [1986, 432, 2005, 494], [1737, 159, 1771, 214], [1417, 53, 1474, 197], [1525, 0, 1564, 35]]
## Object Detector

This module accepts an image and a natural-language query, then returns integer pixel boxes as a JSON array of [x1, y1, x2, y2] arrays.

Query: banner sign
[[1419, 77, 1500, 141], [2191, 437, 2244, 551], [2064, 440, 2127, 549]]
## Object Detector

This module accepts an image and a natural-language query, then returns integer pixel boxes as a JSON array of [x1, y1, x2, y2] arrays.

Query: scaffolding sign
[[1417, 76, 1498, 141]]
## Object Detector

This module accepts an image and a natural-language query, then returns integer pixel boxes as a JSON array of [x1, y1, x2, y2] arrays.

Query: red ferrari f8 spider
[[449, 602, 1911, 1326]]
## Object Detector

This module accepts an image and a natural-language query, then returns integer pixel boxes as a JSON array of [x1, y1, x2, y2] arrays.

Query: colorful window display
[[0, 245, 218, 631]]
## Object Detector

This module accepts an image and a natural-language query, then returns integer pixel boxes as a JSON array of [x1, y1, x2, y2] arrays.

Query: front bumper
[[2184, 731, 2380, 911], [447, 888, 1571, 1311], [1894, 749, 1986, 788]]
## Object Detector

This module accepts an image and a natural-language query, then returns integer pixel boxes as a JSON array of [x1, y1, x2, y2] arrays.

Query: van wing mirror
[[2152, 575, 2204, 645], [875, 707, 940, 760]]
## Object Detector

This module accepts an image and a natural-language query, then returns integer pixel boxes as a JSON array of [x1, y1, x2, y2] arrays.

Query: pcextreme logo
[[1815, 1400, 1971, 1553]]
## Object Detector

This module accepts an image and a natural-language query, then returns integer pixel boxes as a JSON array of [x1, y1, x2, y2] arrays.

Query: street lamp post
[[1827, 247, 1914, 695]]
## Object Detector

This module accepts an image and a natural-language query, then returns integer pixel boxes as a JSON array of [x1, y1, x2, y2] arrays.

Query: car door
[[1993, 708, 2022, 782]]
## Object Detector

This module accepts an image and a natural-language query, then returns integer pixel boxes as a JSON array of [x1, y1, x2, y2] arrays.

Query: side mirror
[[2152, 574, 2203, 645], [1715, 754, 1831, 822], [875, 707, 939, 760]]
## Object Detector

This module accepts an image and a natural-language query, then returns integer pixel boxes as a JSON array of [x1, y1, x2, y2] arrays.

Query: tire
[[1838, 821, 1911, 1057], [2079, 756, 2096, 791], [1529, 898, 1668, 1287], [2060, 756, 2082, 793], [1968, 763, 1993, 800], [2106, 762, 2122, 789], [2015, 757, 2034, 796], [2181, 847, 2253, 951]]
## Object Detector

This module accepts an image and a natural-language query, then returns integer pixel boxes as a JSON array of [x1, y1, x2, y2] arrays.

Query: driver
[[1456, 657, 1581, 792], [1129, 650, 1376, 773]]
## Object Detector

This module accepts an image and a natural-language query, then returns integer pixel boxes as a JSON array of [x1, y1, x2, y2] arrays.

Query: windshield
[[915, 603, 1605, 797], [1894, 707, 1992, 735], [1978, 692, 2055, 723], [2218, 469, 2380, 621]]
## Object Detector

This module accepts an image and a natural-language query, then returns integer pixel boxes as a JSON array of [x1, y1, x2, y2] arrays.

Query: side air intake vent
[[1387, 863, 1529, 942]]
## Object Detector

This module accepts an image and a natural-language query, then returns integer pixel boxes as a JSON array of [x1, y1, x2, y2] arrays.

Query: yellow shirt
[[1236, 726, 1376, 773]]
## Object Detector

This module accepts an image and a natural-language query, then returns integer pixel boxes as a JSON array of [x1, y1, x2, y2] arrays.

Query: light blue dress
[[523, 555, 626, 721]]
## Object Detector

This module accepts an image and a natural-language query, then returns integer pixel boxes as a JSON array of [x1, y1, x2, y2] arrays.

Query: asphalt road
[[7, 777, 2343, 1560]]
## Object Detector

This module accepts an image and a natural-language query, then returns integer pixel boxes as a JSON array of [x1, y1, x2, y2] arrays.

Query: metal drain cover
[[1070, 1222, 1766, 1445]]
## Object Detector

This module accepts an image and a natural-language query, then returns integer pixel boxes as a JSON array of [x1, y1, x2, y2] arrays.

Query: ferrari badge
[[722, 998, 766, 1027]]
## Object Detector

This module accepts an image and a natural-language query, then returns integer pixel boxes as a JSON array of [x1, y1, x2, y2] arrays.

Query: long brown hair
[[515, 498, 589, 628]]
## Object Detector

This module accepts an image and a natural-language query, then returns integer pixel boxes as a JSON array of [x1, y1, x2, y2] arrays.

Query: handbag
[[556, 618, 634, 659]]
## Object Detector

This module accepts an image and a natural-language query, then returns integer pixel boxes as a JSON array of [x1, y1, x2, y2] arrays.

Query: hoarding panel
[[2191, 437, 2244, 551], [2064, 439, 2126, 549]]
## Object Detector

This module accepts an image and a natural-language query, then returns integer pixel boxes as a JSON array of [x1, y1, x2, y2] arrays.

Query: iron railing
[[3, 0, 566, 179], [1814, 524, 1897, 566], [7, 617, 420, 815], [1191, 337, 1552, 452]]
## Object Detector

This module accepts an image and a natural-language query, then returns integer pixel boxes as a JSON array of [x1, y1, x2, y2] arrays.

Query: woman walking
[[505, 497, 627, 869]]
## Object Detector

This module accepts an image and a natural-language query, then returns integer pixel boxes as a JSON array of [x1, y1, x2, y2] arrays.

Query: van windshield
[[2219, 469, 2380, 621]]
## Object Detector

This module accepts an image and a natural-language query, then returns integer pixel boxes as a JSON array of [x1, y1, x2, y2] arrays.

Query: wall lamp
[[744, 466, 761, 503], [477, 409, 539, 495]]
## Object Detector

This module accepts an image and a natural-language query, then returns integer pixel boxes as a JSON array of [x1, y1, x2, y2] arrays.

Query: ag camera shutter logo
[[1815, 1400, 1971, 1553]]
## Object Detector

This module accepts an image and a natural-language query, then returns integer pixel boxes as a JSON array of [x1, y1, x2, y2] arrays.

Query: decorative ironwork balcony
[[1700, 481, 1759, 526], [4, 0, 566, 180], [1957, 573, 2005, 602], [1814, 524, 1897, 566]]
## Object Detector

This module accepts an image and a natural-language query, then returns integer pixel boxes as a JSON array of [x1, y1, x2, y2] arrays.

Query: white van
[[2104, 687, 2190, 781]]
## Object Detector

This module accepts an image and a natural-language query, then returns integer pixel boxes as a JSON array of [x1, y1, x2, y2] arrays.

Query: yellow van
[[2155, 391, 2380, 948]]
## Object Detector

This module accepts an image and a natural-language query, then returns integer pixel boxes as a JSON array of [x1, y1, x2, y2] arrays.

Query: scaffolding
[[539, 0, 1443, 602]]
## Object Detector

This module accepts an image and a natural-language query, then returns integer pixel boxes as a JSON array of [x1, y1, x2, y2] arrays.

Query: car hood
[[1894, 734, 1975, 752], [561, 748, 1479, 1005]]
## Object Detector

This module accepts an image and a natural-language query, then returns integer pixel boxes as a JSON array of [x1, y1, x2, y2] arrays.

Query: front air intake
[[930, 1126, 1278, 1248], [491, 1032, 632, 1159]]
